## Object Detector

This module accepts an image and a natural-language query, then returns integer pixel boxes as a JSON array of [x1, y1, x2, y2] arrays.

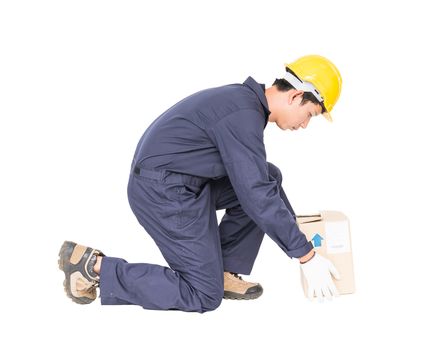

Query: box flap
[[319, 210, 348, 222]]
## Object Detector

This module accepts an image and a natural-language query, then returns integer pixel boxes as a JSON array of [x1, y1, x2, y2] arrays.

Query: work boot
[[58, 241, 105, 304], [223, 272, 263, 300]]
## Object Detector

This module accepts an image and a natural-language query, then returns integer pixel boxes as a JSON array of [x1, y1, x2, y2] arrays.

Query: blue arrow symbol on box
[[311, 233, 324, 248]]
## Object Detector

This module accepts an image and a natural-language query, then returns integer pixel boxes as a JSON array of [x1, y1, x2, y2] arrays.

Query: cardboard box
[[296, 211, 355, 297]]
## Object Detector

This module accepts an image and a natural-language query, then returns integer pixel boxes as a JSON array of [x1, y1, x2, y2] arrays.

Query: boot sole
[[58, 241, 95, 305], [223, 289, 263, 300]]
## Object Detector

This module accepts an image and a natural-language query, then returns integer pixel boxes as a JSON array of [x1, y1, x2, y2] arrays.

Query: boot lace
[[231, 272, 243, 281]]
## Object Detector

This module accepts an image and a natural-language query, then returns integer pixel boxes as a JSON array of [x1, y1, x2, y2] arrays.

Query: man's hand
[[300, 251, 341, 301]]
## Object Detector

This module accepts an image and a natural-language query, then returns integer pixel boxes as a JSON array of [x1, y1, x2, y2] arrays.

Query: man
[[59, 55, 343, 312]]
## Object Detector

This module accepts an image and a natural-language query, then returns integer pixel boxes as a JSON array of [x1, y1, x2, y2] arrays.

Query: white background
[[1, 0, 443, 349]]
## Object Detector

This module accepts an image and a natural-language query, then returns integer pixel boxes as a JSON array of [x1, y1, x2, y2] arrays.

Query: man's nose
[[301, 117, 311, 129]]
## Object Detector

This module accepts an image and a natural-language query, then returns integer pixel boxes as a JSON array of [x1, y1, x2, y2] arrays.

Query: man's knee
[[267, 162, 283, 184], [197, 288, 224, 312], [185, 271, 224, 312]]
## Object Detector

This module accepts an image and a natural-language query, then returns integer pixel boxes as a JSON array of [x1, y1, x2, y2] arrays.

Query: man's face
[[275, 91, 323, 131]]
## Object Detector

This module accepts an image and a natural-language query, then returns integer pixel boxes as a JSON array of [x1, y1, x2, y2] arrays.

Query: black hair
[[272, 74, 327, 114]]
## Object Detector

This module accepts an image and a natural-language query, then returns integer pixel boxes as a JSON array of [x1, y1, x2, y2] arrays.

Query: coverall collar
[[243, 76, 271, 128]]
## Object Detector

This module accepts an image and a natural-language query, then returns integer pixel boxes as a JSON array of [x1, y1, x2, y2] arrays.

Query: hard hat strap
[[283, 72, 324, 104]]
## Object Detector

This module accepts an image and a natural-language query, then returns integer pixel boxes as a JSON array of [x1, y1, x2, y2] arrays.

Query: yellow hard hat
[[285, 55, 342, 122]]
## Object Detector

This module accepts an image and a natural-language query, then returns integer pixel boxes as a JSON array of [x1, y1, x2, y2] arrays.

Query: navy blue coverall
[[100, 77, 314, 312]]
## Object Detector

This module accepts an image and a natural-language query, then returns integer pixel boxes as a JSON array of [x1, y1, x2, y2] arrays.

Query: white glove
[[300, 252, 341, 301]]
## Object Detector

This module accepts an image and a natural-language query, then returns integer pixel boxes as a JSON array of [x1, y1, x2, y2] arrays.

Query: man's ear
[[288, 89, 304, 105]]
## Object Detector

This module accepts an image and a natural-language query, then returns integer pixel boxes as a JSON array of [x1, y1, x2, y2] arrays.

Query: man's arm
[[209, 109, 313, 259]]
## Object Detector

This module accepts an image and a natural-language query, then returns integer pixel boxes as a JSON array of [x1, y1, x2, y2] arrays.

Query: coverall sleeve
[[209, 109, 313, 259]]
